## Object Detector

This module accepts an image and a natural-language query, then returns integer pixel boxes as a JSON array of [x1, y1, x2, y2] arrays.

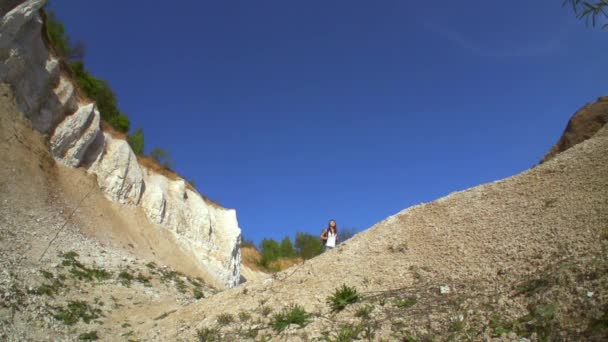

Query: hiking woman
[[321, 219, 338, 251]]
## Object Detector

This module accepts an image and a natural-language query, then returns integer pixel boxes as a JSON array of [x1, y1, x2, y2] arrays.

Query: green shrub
[[51, 300, 103, 326], [516, 278, 551, 296], [216, 313, 234, 326], [490, 314, 513, 336], [394, 297, 417, 309], [31, 279, 64, 297], [295, 232, 324, 259], [118, 270, 134, 287], [238, 311, 251, 322], [59, 251, 111, 282], [135, 273, 151, 287], [327, 284, 360, 312], [329, 324, 363, 342], [68, 61, 130, 133], [149, 147, 173, 169], [193, 288, 204, 299], [46, 11, 71, 57], [516, 304, 557, 340], [78, 331, 99, 341], [40, 270, 54, 279], [355, 304, 375, 319], [107, 114, 130, 133], [196, 327, 220, 342], [127, 128, 145, 155], [271, 304, 311, 332], [260, 305, 273, 317]]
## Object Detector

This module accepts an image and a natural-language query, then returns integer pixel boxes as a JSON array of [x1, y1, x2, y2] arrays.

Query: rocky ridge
[[0, 0, 241, 288]]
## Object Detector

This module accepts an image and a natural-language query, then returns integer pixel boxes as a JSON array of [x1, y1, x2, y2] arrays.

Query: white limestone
[[0, 0, 241, 288], [88, 133, 145, 205]]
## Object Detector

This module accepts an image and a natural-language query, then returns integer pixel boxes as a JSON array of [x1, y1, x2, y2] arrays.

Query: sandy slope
[[0, 84, 222, 341], [145, 114, 608, 340]]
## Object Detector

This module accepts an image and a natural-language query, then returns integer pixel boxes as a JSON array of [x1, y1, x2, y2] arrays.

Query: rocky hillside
[[542, 95, 608, 163], [0, 0, 241, 288], [143, 104, 607, 340]]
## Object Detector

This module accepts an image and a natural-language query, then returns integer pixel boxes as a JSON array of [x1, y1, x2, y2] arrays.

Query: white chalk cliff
[[0, 0, 241, 288]]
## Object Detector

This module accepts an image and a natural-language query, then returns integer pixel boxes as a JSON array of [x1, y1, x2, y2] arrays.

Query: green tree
[[294, 232, 324, 260], [564, 0, 608, 28], [45, 10, 86, 60], [280, 237, 296, 258], [149, 147, 173, 170], [45, 10, 71, 57], [127, 128, 145, 155], [68, 61, 130, 133], [259, 238, 281, 267]]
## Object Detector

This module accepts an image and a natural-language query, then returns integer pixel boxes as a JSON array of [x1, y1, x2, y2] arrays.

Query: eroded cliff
[[0, 0, 241, 288]]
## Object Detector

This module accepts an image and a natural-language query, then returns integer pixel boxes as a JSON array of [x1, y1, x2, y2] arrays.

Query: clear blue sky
[[49, 0, 607, 244]]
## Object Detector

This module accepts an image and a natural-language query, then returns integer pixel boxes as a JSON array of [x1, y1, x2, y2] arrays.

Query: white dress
[[326, 231, 337, 248]]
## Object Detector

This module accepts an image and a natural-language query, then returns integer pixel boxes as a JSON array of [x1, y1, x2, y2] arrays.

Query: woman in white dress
[[320, 219, 338, 252]]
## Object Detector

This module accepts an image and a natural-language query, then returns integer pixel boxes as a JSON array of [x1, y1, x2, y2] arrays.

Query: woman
[[321, 219, 338, 251]]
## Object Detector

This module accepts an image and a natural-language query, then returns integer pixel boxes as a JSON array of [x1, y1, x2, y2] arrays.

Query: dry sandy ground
[[143, 107, 608, 340], [0, 84, 224, 341]]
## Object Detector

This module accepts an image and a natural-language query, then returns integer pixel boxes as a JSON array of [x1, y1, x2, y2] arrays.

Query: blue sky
[[48, 0, 607, 244]]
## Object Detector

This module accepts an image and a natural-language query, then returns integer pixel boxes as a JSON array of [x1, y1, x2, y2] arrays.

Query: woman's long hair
[[327, 219, 338, 235]]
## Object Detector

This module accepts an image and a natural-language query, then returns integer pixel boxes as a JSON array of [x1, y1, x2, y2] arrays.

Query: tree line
[[244, 228, 358, 270]]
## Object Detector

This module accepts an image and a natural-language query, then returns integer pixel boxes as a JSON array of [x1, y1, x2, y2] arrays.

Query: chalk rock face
[[37, 76, 78, 133], [0, 0, 242, 288], [88, 133, 144, 205], [0, 0, 59, 120], [50, 103, 100, 167], [142, 169, 242, 287]]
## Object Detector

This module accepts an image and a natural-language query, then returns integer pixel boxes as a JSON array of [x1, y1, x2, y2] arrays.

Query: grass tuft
[[327, 284, 360, 312], [216, 313, 234, 326], [271, 304, 311, 332], [51, 300, 103, 326]]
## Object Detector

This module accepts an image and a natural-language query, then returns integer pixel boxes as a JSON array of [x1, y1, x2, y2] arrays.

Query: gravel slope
[[147, 114, 608, 340]]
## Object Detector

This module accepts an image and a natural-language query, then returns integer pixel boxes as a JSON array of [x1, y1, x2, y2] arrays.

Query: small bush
[[45, 11, 71, 57], [51, 300, 103, 326], [516, 278, 550, 296], [490, 314, 513, 336], [327, 284, 360, 312], [196, 327, 220, 342], [118, 270, 134, 287], [193, 288, 204, 299], [589, 310, 608, 334], [271, 304, 311, 332], [238, 311, 251, 322], [517, 304, 557, 340], [40, 270, 54, 279], [135, 273, 151, 287], [330, 324, 363, 342], [68, 61, 130, 133], [31, 280, 64, 297], [260, 305, 273, 317], [355, 304, 375, 319], [60, 252, 111, 282], [149, 147, 173, 170], [216, 313, 234, 326], [70, 265, 111, 282], [127, 128, 145, 155], [107, 114, 130, 133], [394, 297, 417, 309], [78, 331, 99, 341]]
